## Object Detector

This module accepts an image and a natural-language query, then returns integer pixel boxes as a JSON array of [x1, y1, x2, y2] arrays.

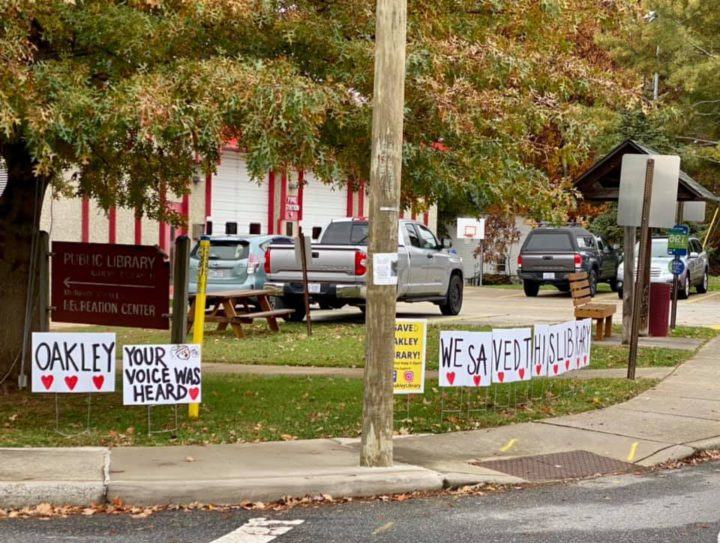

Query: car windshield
[[191, 240, 251, 261], [633, 239, 669, 258], [525, 232, 573, 251]]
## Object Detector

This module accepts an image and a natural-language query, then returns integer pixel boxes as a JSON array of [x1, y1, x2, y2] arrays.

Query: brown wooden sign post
[[627, 160, 654, 380], [51, 242, 170, 329]]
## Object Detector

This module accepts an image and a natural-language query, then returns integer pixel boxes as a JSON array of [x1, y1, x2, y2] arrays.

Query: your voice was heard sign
[[32, 332, 116, 393], [123, 344, 202, 405], [439, 319, 592, 387]]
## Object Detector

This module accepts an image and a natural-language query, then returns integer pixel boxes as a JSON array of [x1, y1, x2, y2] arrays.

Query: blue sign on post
[[667, 224, 689, 257], [670, 257, 685, 276]]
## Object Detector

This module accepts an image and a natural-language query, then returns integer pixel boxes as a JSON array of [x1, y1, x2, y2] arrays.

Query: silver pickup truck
[[263, 218, 464, 321]]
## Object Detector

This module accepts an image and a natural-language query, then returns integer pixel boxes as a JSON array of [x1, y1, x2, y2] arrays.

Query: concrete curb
[[108, 467, 444, 506], [0, 481, 107, 508]]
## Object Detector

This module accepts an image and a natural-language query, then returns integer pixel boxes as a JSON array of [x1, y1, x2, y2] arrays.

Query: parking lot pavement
[[309, 285, 720, 329]]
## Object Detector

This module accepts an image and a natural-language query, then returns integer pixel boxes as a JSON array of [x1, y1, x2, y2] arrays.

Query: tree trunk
[[0, 142, 49, 391]]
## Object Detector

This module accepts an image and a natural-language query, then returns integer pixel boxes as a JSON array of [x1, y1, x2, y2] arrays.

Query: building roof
[[573, 139, 719, 204]]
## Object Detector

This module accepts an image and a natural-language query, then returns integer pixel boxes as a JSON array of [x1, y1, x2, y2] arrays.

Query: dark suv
[[517, 227, 619, 297]]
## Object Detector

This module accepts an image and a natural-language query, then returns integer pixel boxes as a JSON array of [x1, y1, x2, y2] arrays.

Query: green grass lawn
[[710, 275, 720, 292], [0, 374, 656, 448], [61, 322, 694, 370]]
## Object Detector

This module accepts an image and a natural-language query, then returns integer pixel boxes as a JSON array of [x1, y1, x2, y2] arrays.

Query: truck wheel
[[285, 300, 307, 322], [440, 274, 463, 316], [609, 278, 619, 292], [588, 269, 598, 297], [523, 280, 539, 297]]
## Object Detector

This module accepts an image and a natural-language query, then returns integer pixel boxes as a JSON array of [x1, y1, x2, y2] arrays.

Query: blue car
[[188, 235, 293, 296]]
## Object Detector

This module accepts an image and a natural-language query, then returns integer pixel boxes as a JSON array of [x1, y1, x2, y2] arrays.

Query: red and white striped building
[[31, 148, 436, 250]]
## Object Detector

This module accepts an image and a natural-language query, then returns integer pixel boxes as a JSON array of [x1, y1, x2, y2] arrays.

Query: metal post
[[670, 205, 683, 330], [171, 236, 190, 344], [478, 239, 484, 286], [361, 0, 407, 468], [189, 236, 209, 419], [621, 227, 636, 345], [38, 231, 50, 333], [628, 159, 655, 379], [298, 228, 312, 336]]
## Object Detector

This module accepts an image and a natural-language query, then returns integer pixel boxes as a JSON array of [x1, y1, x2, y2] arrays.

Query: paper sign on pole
[[123, 344, 202, 405], [438, 331, 493, 387], [491, 328, 533, 384], [618, 154, 680, 228], [373, 253, 399, 285], [393, 319, 427, 394], [32, 333, 116, 393]]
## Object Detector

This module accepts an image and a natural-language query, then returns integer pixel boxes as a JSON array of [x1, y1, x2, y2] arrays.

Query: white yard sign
[[123, 344, 202, 405], [491, 328, 533, 384], [32, 333, 116, 393], [438, 331, 493, 387]]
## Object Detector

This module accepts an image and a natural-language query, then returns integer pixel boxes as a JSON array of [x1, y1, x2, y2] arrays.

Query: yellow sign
[[393, 319, 427, 395]]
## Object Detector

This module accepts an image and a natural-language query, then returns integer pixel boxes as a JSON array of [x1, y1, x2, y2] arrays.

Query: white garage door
[[300, 172, 348, 233], [212, 152, 268, 235]]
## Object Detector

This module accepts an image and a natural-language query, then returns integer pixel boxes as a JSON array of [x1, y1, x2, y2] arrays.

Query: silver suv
[[616, 236, 709, 299]]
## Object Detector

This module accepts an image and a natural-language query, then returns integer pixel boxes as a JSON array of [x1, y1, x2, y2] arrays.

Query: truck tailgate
[[268, 245, 364, 283], [521, 253, 576, 273]]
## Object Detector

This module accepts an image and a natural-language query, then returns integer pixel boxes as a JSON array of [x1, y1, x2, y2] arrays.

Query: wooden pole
[[171, 236, 190, 345], [361, 0, 407, 467], [621, 226, 636, 345], [298, 228, 312, 336], [628, 160, 654, 379]]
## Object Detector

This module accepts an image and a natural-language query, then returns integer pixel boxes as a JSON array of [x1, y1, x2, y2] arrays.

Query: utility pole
[[360, 0, 407, 467]]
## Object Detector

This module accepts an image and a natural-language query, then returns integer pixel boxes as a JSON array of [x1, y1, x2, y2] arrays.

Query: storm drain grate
[[476, 450, 642, 482]]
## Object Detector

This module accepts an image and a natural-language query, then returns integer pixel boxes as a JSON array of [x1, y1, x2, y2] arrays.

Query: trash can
[[648, 283, 671, 337]]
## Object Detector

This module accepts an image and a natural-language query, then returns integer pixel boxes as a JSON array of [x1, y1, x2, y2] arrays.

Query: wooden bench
[[568, 272, 616, 341]]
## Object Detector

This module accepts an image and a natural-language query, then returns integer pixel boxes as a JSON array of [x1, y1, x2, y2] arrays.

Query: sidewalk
[[1, 338, 719, 508]]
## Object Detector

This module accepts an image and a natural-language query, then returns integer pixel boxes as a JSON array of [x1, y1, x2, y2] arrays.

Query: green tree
[[0, 0, 640, 386]]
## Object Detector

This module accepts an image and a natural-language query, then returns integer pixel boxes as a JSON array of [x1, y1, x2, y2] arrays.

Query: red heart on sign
[[473, 375, 481, 386], [565, 359, 570, 371], [576, 357, 581, 368], [447, 372, 456, 385], [41, 375, 54, 390], [553, 365, 559, 375], [519, 368, 525, 380], [92, 375, 104, 390], [535, 364, 542, 376], [497, 372, 505, 383], [189, 387, 199, 400], [64, 376, 78, 391]]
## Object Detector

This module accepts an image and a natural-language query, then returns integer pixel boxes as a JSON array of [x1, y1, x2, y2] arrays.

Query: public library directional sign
[[51, 242, 170, 329]]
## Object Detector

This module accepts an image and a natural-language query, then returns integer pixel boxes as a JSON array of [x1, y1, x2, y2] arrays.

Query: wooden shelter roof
[[573, 139, 719, 203]]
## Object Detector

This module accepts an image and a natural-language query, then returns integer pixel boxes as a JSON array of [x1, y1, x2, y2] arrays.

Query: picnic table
[[187, 289, 294, 339]]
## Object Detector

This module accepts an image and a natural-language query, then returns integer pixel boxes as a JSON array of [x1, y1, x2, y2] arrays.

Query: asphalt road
[[307, 285, 720, 330], [4, 460, 720, 542]]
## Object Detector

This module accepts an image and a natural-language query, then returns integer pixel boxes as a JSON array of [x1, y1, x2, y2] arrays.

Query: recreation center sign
[[51, 242, 170, 329]]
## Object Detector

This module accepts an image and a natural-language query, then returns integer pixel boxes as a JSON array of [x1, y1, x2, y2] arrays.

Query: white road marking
[[211, 518, 304, 543]]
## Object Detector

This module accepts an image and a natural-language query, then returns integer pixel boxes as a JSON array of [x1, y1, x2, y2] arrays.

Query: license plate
[[543, 272, 555, 280], [308, 283, 322, 294], [208, 269, 227, 278]]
